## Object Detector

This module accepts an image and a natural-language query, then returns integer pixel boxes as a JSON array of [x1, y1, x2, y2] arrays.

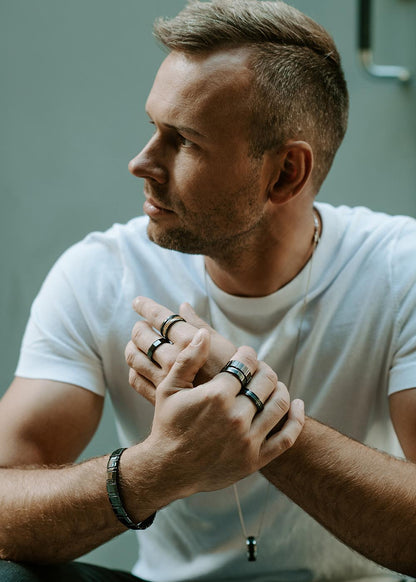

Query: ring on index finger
[[146, 337, 172, 364], [160, 314, 186, 339], [221, 359, 253, 389]]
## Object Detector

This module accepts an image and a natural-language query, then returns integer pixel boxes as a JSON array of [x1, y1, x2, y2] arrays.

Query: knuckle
[[263, 367, 278, 388], [244, 348, 258, 371], [148, 305, 161, 323], [129, 368, 138, 388], [208, 387, 228, 411], [235, 345, 258, 372], [131, 320, 147, 343], [256, 362, 278, 389], [270, 393, 290, 418], [125, 344, 136, 367], [229, 411, 247, 434], [276, 382, 290, 410], [279, 432, 295, 451]]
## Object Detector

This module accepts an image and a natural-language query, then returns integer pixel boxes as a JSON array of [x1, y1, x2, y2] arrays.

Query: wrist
[[114, 441, 187, 523], [107, 448, 156, 530]]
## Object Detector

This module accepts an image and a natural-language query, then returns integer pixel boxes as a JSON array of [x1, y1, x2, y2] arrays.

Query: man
[[1, 1, 416, 582]]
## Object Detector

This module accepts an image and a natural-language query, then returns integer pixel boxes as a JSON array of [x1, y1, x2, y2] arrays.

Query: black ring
[[146, 337, 172, 364], [160, 314, 186, 339], [221, 360, 252, 388], [239, 388, 264, 413], [221, 366, 247, 389]]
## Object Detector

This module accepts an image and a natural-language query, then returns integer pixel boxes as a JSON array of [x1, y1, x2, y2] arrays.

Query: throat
[[204, 249, 311, 297], [204, 208, 321, 297]]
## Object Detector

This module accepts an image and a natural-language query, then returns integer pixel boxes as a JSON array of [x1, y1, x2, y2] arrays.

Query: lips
[[143, 196, 174, 217]]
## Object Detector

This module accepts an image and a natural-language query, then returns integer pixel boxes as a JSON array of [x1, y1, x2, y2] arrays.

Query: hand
[[125, 296, 236, 404], [142, 327, 305, 497]]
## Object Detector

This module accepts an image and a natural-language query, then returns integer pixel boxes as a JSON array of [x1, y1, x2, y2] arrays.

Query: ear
[[268, 141, 313, 204]]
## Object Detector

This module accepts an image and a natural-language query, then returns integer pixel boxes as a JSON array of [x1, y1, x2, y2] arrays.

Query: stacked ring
[[146, 337, 172, 364], [239, 388, 264, 413], [221, 360, 252, 389], [160, 314, 186, 339]]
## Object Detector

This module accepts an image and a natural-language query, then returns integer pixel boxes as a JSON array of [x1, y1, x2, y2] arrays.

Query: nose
[[128, 136, 168, 184]]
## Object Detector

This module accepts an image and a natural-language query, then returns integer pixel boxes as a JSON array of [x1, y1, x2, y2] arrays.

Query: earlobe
[[268, 141, 313, 204]]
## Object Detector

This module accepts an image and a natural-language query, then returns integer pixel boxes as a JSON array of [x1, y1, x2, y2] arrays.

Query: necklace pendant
[[246, 536, 257, 561]]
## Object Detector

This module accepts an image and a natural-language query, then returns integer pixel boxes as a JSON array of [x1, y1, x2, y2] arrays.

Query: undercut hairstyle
[[153, 0, 349, 192]]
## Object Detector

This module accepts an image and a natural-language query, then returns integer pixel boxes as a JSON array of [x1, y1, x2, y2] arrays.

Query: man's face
[[128, 49, 270, 258]]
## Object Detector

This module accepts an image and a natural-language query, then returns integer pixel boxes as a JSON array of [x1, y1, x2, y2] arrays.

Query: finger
[[213, 345, 258, 398], [159, 329, 211, 395], [234, 362, 278, 420], [133, 296, 191, 342], [125, 341, 168, 386], [130, 320, 176, 368], [250, 379, 289, 437], [179, 302, 213, 332], [259, 399, 305, 464], [129, 368, 157, 405]]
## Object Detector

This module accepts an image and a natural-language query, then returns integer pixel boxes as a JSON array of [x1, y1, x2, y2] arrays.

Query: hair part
[[153, 0, 349, 192]]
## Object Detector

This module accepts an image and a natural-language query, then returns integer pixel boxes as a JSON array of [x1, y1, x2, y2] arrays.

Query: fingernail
[[293, 399, 304, 412]]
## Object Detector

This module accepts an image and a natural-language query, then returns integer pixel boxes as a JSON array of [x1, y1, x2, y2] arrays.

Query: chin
[[146, 223, 205, 255]]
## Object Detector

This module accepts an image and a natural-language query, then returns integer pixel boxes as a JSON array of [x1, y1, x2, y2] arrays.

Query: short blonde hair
[[154, 0, 349, 192]]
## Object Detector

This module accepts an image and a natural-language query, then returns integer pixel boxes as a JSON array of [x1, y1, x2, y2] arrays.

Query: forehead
[[146, 49, 254, 137]]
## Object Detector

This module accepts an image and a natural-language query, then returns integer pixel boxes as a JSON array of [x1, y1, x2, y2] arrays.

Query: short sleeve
[[15, 241, 112, 397], [388, 218, 416, 395]]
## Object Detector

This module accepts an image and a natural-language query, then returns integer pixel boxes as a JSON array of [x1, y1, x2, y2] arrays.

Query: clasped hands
[[124, 296, 304, 497]]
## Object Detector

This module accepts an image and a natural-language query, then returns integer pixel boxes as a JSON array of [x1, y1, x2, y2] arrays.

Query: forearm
[[261, 417, 416, 576], [0, 444, 164, 564], [0, 456, 122, 563]]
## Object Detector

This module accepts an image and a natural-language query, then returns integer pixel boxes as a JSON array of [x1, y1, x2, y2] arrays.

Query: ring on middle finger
[[146, 337, 172, 364], [221, 359, 253, 389], [221, 360, 253, 388], [160, 314, 186, 339]]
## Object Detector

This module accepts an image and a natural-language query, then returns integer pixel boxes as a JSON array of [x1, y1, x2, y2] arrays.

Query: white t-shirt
[[16, 203, 416, 582]]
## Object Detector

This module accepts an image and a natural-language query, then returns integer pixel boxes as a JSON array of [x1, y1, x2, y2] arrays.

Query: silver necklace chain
[[205, 208, 321, 562]]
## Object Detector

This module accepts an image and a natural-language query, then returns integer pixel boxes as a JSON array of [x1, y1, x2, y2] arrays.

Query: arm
[[0, 377, 127, 563], [261, 414, 416, 577], [0, 336, 303, 564], [128, 297, 416, 577]]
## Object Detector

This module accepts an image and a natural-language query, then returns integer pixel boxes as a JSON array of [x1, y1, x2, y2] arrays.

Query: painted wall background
[[1, 0, 415, 571]]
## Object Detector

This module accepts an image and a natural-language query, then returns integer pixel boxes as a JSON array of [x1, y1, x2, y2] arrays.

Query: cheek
[[172, 154, 249, 194], [170, 161, 225, 207]]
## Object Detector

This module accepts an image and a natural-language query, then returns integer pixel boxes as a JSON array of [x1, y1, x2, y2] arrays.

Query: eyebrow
[[146, 111, 207, 140], [165, 122, 207, 139]]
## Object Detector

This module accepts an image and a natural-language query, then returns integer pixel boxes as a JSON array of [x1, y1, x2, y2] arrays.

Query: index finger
[[133, 296, 194, 341]]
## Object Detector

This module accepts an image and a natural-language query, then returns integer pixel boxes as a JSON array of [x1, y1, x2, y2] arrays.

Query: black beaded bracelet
[[106, 447, 156, 530]]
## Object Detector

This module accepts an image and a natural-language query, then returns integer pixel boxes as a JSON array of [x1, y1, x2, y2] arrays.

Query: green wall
[[1, 0, 415, 571]]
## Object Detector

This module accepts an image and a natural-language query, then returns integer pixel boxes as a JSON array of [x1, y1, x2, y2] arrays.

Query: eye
[[177, 133, 194, 148]]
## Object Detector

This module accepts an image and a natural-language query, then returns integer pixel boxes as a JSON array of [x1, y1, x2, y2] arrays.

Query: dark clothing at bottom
[[0, 560, 145, 582]]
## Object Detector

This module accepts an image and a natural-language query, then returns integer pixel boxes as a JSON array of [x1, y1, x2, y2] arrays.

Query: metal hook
[[358, 0, 412, 83]]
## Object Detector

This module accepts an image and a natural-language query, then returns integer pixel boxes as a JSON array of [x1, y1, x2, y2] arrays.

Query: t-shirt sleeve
[[388, 218, 416, 395], [15, 243, 109, 396]]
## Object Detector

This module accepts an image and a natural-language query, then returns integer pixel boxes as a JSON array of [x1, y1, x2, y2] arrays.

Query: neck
[[205, 206, 321, 297]]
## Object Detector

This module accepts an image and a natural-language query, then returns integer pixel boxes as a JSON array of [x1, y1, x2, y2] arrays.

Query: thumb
[[160, 329, 210, 396], [180, 302, 213, 332]]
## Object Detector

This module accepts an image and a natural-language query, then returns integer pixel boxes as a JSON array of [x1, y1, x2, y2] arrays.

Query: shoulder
[[312, 203, 416, 301], [317, 202, 416, 235], [316, 202, 416, 256], [59, 215, 149, 273], [47, 216, 204, 310]]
